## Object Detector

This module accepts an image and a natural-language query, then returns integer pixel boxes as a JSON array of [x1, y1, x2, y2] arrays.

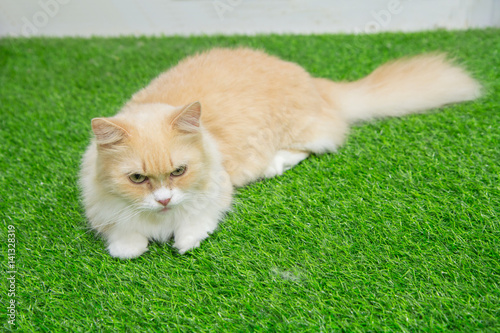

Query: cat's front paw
[[173, 234, 205, 255], [107, 233, 149, 259]]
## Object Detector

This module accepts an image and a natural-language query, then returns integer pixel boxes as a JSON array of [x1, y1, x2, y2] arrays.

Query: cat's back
[[129, 47, 314, 107]]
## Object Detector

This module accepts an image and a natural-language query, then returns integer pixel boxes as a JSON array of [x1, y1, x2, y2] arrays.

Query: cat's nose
[[156, 198, 171, 206]]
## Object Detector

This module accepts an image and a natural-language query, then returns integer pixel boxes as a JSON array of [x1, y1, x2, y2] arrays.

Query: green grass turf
[[1, 29, 499, 332]]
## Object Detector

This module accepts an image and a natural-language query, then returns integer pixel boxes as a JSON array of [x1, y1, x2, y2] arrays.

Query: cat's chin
[[154, 204, 180, 214], [158, 207, 171, 213]]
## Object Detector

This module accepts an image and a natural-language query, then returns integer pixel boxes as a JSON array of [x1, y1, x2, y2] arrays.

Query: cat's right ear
[[91, 118, 130, 146], [170, 101, 202, 133]]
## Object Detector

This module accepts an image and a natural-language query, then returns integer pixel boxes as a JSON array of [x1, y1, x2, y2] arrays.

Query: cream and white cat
[[80, 48, 481, 259]]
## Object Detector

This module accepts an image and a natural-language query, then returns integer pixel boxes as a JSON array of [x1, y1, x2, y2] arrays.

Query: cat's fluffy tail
[[325, 54, 481, 122]]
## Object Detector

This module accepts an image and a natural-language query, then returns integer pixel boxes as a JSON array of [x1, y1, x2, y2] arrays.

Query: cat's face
[[92, 102, 211, 214]]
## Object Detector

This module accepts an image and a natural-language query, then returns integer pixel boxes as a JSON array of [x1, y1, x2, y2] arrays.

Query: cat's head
[[91, 102, 214, 214]]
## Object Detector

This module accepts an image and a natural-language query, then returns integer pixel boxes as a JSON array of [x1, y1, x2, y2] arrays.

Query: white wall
[[1, 0, 499, 37]]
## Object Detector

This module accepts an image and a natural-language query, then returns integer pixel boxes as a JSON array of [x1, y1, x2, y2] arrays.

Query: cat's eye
[[171, 165, 187, 177], [129, 173, 148, 184]]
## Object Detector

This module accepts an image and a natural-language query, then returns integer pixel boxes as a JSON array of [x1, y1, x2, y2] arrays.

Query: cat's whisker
[[91, 203, 144, 230]]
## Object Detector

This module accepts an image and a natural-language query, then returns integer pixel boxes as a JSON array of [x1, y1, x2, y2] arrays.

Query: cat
[[80, 47, 481, 259]]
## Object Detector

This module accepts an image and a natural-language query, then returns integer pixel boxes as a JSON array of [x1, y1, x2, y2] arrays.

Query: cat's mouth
[[158, 207, 170, 213]]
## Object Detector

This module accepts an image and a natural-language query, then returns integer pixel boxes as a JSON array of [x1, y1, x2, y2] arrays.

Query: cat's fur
[[80, 48, 481, 259]]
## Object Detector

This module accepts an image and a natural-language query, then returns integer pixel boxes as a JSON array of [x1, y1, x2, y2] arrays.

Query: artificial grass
[[1, 29, 499, 332]]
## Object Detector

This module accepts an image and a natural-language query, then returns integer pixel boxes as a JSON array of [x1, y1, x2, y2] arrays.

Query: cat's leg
[[173, 214, 220, 254], [292, 110, 349, 155], [263, 150, 309, 178], [106, 229, 149, 259], [173, 170, 232, 254]]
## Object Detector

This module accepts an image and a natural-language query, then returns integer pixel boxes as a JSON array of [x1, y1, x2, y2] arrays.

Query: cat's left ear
[[171, 101, 201, 133]]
